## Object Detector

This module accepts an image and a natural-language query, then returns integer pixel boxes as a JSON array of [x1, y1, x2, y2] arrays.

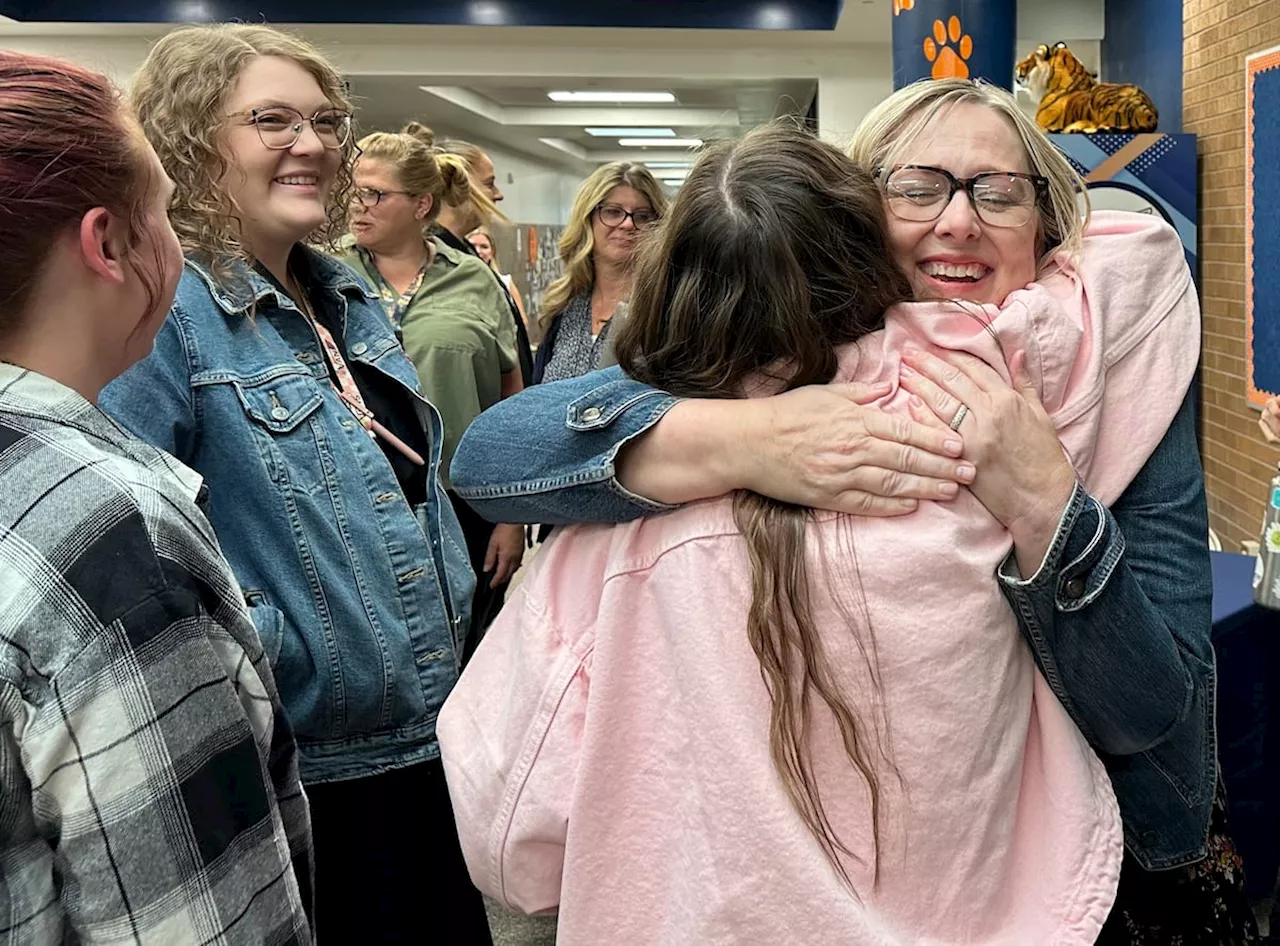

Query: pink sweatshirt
[[438, 211, 1200, 945]]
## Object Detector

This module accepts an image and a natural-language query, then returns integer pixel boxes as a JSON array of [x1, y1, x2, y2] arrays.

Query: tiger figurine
[[1015, 42, 1158, 133]]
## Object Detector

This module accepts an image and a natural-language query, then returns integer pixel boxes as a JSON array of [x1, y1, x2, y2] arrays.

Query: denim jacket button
[[270, 406, 290, 421], [581, 407, 602, 423], [1064, 577, 1086, 599], [351, 342, 369, 356]]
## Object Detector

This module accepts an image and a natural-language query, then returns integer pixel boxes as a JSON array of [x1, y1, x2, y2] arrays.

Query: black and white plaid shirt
[[0, 365, 314, 944]]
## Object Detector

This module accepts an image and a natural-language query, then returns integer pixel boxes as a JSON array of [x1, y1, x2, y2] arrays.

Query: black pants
[[448, 491, 508, 661], [307, 759, 493, 944]]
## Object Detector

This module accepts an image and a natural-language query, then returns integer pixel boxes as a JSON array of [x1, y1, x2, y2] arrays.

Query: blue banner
[[891, 0, 1016, 90]]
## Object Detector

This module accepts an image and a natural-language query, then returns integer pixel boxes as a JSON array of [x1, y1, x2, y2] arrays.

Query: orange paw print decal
[[923, 16, 973, 79], [893, 0, 914, 14]]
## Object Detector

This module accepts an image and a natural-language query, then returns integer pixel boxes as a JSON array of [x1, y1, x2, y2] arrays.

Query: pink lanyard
[[308, 316, 426, 467]]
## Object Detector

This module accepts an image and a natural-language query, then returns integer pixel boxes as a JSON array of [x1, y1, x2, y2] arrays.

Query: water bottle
[[1254, 461, 1280, 609]]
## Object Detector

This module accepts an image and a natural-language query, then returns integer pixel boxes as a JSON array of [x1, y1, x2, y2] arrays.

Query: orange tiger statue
[[1015, 42, 1158, 133]]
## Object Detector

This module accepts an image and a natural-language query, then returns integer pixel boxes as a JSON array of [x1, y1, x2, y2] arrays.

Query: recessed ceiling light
[[661, 179, 685, 186], [619, 138, 703, 148], [585, 127, 676, 137], [548, 90, 677, 104]]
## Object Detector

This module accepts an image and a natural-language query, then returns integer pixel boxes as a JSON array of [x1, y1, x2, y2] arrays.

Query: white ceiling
[[347, 75, 818, 171]]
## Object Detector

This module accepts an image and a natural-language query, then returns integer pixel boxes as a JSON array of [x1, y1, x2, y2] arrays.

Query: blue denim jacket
[[451, 367, 1215, 870], [101, 252, 475, 784]]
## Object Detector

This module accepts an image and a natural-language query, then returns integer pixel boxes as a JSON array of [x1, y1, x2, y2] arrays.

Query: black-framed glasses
[[241, 106, 352, 151], [352, 187, 412, 208], [596, 203, 660, 229], [876, 164, 1048, 229]]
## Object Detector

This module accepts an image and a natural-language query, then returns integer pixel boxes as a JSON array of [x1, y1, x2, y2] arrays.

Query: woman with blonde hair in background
[[98, 24, 493, 943], [468, 225, 527, 324], [435, 138, 534, 385], [342, 122, 525, 643], [532, 161, 667, 383]]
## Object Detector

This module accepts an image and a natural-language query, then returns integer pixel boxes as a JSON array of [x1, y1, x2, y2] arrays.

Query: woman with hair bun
[[342, 121, 526, 642]]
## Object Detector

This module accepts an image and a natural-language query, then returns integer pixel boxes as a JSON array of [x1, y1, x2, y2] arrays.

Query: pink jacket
[[438, 212, 1200, 945]]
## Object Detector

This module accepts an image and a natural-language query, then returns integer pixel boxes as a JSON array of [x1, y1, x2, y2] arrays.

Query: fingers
[[840, 465, 964, 501], [1262, 415, 1280, 446], [483, 536, 499, 574], [831, 380, 893, 405], [832, 491, 920, 517], [933, 349, 1007, 394], [860, 403, 965, 459], [908, 394, 950, 430], [902, 347, 987, 407], [898, 365, 966, 428], [850, 419, 976, 485]]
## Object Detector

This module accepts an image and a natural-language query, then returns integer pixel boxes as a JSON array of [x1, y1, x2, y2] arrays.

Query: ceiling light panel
[[619, 138, 703, 148], [585, 127, 676, 137], [548, 91, 677, 104]]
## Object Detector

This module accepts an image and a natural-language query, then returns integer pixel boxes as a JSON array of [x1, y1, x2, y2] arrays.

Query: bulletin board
[[1247, 45, 1280, 407]]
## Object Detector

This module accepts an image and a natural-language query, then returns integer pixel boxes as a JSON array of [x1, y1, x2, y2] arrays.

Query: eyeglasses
[[876, 164, 1048, 229], [241, 106, 352, 151], [352, 187, 412, 208], [596, 203, 660, 229]]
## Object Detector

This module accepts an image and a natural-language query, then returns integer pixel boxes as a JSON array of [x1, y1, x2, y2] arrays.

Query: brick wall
[[1184, 0, 1280, 549]]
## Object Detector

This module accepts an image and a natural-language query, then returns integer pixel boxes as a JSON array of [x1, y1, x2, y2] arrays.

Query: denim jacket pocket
[[230, 371, 327, 492], [243, 590, 285, 666]]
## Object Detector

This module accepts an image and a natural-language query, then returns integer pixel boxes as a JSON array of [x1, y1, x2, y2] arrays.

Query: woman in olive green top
[[340, 121, 524, 643]]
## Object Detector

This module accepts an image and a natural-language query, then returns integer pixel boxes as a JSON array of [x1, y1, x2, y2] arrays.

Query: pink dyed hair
[[0, 52, 160, 329]]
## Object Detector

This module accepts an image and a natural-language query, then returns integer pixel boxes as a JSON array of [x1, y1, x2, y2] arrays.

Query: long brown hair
[[614, 122, 912, 888]]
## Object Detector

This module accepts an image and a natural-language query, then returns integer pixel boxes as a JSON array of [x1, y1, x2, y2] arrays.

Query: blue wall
[[1101, 0, 1183, 133]]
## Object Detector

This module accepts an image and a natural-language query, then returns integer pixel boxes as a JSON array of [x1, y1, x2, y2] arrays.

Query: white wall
[[462, 137, 584, 226]]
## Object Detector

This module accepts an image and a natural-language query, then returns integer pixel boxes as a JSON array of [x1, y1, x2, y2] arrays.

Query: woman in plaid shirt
[[0, 54, 313, 944]]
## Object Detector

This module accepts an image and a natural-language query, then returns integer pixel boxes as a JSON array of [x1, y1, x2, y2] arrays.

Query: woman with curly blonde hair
[[98, 23, 493, 944], [533, 161, 667, 383]]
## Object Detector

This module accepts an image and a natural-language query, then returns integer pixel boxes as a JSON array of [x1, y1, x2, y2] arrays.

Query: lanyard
[[306, 309, 426, 468]]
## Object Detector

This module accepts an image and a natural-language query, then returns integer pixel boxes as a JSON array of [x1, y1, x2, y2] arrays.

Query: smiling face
[[218, 55, 343, 262], [884, 101, 1040, 305], [591, 184, 653, 269]]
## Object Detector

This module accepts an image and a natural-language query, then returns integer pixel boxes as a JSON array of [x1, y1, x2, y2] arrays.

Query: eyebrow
[[240, 100, 339, 113]]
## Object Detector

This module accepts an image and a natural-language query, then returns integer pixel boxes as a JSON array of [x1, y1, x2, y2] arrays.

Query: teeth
[[276, 176, 318, 185], [921, 261, 989, 280]]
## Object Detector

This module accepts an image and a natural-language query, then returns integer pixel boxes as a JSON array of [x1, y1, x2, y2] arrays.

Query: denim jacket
[[451, 367, 1215, 870], [101, 251, 475, 784]]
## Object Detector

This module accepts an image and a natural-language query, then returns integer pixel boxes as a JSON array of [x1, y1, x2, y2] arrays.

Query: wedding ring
[[949, 403, 970, 431]]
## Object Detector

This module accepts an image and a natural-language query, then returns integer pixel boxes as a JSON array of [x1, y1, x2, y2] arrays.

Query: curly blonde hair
[[538, 161, 668, 327], [130, 23, 357, 274]]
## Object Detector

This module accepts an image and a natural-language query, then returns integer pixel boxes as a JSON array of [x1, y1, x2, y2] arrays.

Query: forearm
[[616, 399, 746, 505], [500, 368, 523, 399]]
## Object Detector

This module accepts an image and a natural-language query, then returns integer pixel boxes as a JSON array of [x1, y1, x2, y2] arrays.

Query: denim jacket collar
[[185, 245, 376, 317]]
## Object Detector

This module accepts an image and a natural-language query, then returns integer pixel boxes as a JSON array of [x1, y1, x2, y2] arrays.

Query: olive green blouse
[[338, 237, 518, 488]]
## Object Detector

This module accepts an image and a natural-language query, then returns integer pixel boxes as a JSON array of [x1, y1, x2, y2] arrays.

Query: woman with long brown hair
[[437, 118, 1211, 941]]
